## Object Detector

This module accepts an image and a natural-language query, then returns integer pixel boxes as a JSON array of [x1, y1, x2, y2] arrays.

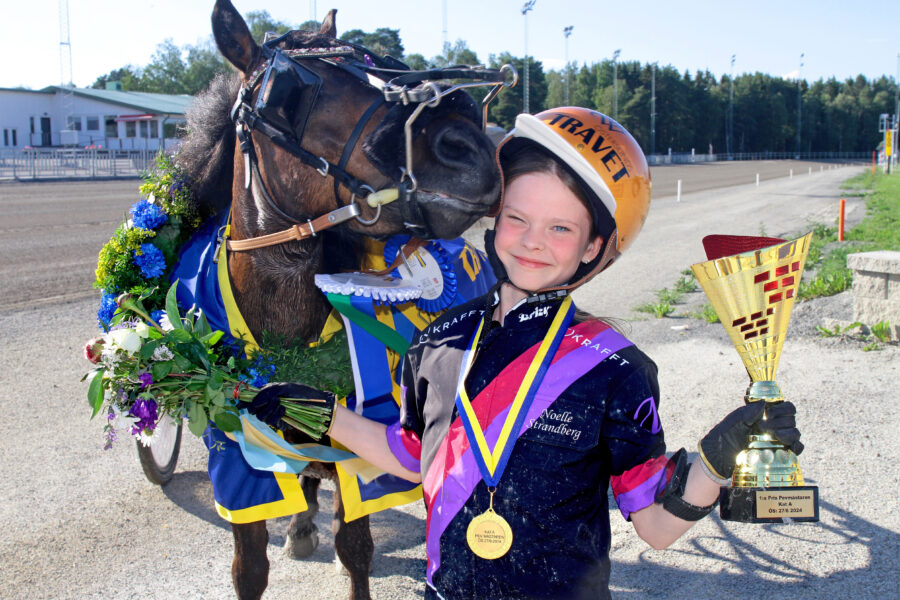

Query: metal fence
[[0, 147, 874, 181], [647, 150, 871, 166], [0, 148, 157, 181]]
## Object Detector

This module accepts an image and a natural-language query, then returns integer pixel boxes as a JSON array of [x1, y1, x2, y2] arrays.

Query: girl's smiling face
[[494, 172, 602, 292]]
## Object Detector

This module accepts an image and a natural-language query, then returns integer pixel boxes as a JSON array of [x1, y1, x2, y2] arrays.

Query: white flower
[[108, 328, 142, 355], [158, 313, 175, 332], [109, 404, 138, 432], [133, 322, 151, 339], [100, 347, 122, 368], [137, 430, 157, 447], [152, 345, 174, 361]]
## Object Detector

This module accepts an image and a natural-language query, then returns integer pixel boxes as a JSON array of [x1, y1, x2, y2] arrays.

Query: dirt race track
[[1, 160, 896, 600]]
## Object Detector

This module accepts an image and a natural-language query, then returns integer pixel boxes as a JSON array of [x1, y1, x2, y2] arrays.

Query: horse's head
[[211, 0, 503, 243]]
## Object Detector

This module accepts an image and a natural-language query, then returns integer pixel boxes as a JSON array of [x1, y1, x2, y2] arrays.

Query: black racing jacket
[[400, 293, 666, 600]]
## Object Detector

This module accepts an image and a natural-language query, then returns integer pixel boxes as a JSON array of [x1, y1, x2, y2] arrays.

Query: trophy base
[[719, 485, 819, 523]]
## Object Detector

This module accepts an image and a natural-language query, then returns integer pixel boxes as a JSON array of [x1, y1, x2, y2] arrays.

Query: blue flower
[[97, 292, 118, 329], [130, 199, 168, 230], [150, 309, 164, 325], [245, 356, 276, 387], [133, 244, 166, 279], [168, 179, 185, 197]]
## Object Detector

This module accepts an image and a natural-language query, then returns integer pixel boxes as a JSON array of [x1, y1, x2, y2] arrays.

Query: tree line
[[90, 11, 897, 155]]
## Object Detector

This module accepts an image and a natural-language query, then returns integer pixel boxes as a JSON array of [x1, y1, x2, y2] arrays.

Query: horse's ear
[[319, 9, 337, 38], [211, 0, 260, 75]]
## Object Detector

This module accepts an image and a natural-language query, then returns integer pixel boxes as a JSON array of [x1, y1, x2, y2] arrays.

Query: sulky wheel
[[136, 414, 183, 486]]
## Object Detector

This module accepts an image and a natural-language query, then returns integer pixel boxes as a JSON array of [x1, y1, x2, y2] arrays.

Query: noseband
[[227, 36, 517, 250]]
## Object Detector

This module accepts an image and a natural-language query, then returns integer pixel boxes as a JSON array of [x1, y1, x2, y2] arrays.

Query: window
[[149, 119, 158, 138], [3, 129, 8, 146], [125, 121, 136, 137], [11, 129, 17, 146], [105, 117, 117, 138], [30, 116, 35, 134], [67, 116, 82, 131], [86, 117, 99, 131], [139, 121, 148, 137], [163, 122, 178, 138]]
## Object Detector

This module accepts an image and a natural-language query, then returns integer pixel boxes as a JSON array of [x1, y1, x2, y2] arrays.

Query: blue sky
[[2, 0, 898, 89]]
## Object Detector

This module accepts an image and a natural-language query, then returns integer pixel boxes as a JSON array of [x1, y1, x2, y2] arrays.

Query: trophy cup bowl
[[691, 232, 819, 523]]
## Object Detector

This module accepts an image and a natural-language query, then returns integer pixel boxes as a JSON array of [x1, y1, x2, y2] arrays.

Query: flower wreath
[[92, 153, 352, 398], [94, 152, 201, 329]]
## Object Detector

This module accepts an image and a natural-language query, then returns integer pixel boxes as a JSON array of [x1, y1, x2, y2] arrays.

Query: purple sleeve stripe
[[385, 421, 420, 473], [613, 466, 669, 520]]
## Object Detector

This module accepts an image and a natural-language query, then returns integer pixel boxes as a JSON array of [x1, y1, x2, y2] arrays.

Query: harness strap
[[226, 203, 360, 252], [333, 95, 386, 206], [240, 107, 374, 200]]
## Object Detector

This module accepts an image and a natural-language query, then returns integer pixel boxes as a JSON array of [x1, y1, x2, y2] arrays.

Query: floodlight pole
[[564, 26, 573, 105], [727, 54, 735, 156], [522, 1, 536, 113], [796, 52, 804, 155], [612, 49, 620, 120], [651, 62, 656, 155]]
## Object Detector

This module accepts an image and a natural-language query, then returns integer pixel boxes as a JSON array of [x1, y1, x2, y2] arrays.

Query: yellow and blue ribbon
[[454, 296, 574, 486]]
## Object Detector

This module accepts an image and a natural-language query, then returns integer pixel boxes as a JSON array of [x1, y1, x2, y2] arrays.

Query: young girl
[[247, 107, 803, 599]]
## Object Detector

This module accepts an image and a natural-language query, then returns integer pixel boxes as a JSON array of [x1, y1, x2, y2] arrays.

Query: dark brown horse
[[176, 2, 503, 598]]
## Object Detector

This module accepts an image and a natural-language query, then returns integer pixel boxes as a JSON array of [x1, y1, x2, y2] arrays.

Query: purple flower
[[133, 244, 166, 279], [138, 372, 153, 389], [130, 199, 168, 230], [103, 426, 117, 450], [129, 398, 159, 434]]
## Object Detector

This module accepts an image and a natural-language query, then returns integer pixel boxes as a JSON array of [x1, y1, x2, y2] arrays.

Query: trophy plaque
[[691, 232, 819, 523]]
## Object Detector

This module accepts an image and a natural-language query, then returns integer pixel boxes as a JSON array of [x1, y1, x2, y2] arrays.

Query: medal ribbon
[[454, 296, 575, 486]]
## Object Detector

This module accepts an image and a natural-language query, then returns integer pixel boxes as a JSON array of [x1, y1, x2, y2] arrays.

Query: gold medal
[[466, 489, 513, 559]]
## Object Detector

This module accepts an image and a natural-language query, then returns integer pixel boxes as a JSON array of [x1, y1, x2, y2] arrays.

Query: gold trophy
[[691, 232, 819, 523]]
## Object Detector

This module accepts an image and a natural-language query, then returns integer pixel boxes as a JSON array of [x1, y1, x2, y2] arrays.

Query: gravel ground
[[1, 165, 897, 599]]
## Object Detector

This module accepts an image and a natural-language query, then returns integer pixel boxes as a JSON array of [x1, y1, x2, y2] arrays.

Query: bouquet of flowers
[[83, 284, 335, 448]]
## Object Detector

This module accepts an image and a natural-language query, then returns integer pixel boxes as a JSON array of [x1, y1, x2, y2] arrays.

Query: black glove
[[699, 401, 803, 481], [239, 382, 336, 438], [238, 382, 290, 430]]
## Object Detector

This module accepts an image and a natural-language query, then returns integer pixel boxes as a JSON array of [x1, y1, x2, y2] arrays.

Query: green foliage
[[431, 40, 479, 68], [655, 288, 684, 304], [798, 268, 852, 300], [635, 301, 674, 318], [844, 173, 900, 250], [341, 27, 404, 58], [258, 330, 355, 398], [869, 321, 892, 344], [692, 303, 720, 324], [487, 52, 547, 128], [815, 321, 862, 337], [246, 10, 294, 42], [94, 153, 199, 309], [804, 223, 837, 267], [674, 275, 697, 294]]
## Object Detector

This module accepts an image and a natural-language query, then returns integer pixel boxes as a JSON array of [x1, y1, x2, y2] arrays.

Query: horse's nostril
[[430, 124, 481, 167]]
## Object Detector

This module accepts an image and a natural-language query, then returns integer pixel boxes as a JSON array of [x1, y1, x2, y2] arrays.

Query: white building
[[0, 84, 193, 151]]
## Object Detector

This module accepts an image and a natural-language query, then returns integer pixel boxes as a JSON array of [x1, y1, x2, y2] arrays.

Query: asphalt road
[[1, 162, 895, 600]]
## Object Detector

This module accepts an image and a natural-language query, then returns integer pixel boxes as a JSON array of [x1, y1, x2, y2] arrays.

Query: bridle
[[226, 34, 517, 252]]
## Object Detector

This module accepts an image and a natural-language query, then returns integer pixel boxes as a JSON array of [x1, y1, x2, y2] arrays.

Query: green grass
[[815, 321, 862, 337], [674, 275, 697, 294], [691, 303, 721, 324], [655, 288, 684, 304], [635, 301, 674, 318], [799, 171, 900, 300]]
